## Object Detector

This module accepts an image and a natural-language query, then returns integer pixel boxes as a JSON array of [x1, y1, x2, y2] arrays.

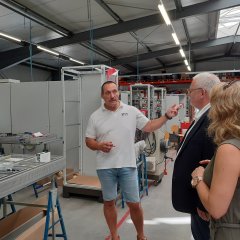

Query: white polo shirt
[[86, 101, 149, 169]]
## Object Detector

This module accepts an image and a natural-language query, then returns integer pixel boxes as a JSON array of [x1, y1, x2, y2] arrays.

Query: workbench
[[0, 154, 65, 199], [0, 155, 67, 240]]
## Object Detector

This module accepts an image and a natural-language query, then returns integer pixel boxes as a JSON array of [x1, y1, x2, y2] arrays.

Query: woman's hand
[[192, 166, 205, 179], [197, 208, 210, 221]]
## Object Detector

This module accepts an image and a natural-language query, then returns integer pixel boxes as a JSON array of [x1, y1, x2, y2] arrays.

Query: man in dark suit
[[172, 72, 220, 240]]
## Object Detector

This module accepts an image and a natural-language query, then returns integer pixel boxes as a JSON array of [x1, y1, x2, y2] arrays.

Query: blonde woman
[[192, 80, 240, 239]]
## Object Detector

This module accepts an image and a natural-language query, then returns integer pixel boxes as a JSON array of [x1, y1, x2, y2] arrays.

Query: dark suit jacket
[[172, 110, 216, 214]]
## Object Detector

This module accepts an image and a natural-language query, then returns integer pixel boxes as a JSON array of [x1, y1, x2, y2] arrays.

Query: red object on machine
[[106, 68, 118, 81], [181, 122, 191, 130], [140, 109, 148, 116], [180, 122, 191, 136]]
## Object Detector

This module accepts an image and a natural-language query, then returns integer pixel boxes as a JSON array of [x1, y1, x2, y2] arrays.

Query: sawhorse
[[0, 194, 16, 219], [4, 185, 67, 239], [44, 188, 67, 240]]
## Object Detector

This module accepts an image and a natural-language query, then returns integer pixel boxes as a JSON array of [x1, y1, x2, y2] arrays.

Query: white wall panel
[[66, 125, 79, 150], [49, 81, 63, 155], [65, 80, 80, 101], [64, 80, 81, 172], [0, 81, 64, 156], [11, 82, 49, 133], [49, 81, 63, 138], [81, 75, 102, 176], [2, 65, 51, 82], [65, 102, 79, 125], [0, 83, 11, 133], [66, 147, 80, 171]]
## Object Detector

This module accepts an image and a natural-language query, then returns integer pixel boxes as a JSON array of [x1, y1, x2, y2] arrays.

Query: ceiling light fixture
[[179, 49, 185, 58], [158, 1, 191, 71], [0, 32, 21, 42], [158, 2, 171, 26], [172, 33, 180, 45], [0, 31, 85, 67], [69, 58, 84, 65], [37, 45, 59, 56], [187, 65, 191, 71]]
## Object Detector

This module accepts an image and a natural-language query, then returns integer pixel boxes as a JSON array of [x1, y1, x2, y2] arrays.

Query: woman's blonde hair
[[208, 81, 240, 145]]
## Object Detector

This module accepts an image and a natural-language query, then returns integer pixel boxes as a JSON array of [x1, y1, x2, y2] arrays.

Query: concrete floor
[[3, 152, 193, 240]]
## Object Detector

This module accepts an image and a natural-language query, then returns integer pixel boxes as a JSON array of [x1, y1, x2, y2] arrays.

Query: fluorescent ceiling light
[[37, 45, 59, 56], [184, 59, 189, 66], [172, 33, 180, 45], [69, 58, 84, 65], [187, 66, 191, 71], [179, 49, 185, 58], [158, 3, 171, 26], [0, 32, 21, 42]]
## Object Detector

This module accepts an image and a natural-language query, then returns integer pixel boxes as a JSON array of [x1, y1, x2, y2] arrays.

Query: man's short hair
[[193, 72, 220, 94], [101, 81, 117, 94]]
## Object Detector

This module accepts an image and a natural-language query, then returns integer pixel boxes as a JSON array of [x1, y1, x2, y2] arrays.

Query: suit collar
[[177, 110, 209, 154]]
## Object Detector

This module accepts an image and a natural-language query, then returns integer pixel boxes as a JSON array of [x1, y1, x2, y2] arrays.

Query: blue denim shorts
[[97, 167, 140, 202]]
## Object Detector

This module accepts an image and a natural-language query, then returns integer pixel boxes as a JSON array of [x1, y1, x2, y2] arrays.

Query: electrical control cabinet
[[130, 84, 154, 119], [153, 87, 166, 118], [120, 91, 130, 105]]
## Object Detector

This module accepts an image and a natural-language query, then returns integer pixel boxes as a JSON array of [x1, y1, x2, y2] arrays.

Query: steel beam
[[0, 0, 239, 69], [103, 36, 240, 66], [41, 0, 240, 48], [0, 0, 71, 37], [137, 54, 237, 74]]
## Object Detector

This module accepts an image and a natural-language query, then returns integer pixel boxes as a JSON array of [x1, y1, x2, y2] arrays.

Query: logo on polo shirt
[[121, 113, 128, 116]]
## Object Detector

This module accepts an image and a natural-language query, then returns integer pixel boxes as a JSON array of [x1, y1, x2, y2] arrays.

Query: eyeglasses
[[186, 88, 203, 94], [223, 80, 240, 90]]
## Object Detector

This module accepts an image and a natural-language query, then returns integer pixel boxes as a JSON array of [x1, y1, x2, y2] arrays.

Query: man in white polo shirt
[[86, 81, 180, 240]]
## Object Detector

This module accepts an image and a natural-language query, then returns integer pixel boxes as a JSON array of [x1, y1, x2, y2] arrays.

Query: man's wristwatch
[[191, 176, 203, 188]]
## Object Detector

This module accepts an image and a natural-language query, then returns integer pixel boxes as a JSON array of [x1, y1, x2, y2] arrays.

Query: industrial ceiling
[[0, 0, 239, 76]]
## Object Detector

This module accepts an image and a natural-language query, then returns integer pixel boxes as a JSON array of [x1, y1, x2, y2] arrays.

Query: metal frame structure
[[130, 84, 154, 119], [61, 65, 118, 199], [0, 1, 239, 71], [0, 155, 65, 199], [153, 87, 167, 118]]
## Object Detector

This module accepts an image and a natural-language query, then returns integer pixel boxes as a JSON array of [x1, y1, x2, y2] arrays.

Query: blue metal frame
[[137, 153, 148, 197], [0, 194, 16, 218], [44, 190, 67, 240]]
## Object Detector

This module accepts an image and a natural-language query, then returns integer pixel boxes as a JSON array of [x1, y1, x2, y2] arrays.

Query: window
[[217, 6, 240, 38]]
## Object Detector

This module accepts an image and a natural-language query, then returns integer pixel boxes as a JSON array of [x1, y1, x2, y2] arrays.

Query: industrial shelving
[[130, 84, 155, 119]]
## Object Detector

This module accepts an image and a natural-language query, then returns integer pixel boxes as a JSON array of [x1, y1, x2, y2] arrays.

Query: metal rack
[[153, 87, 166, 118], [0, 133, 59, 153], [130, 84, 154, 119], [61, 65, 118, 200]]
